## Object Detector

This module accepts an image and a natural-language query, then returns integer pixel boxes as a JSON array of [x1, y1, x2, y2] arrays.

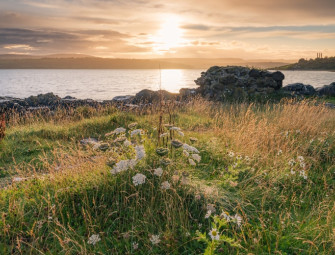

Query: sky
[[0, 0, 335, 60]]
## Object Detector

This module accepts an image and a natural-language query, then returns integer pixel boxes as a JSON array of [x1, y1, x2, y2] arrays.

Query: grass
[[0, 98, 335, 254]]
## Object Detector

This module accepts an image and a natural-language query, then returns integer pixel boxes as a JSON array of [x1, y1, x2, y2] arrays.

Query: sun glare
[[153, 17, 183, 52]]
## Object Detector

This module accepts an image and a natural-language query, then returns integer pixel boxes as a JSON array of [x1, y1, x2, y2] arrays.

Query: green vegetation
[[278, 56, 335, 71], [0, 99, 335, 254]]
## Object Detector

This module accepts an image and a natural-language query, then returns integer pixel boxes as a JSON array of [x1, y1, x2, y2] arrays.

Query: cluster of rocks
[[194, 66, 285, 100], [282, 82, 335, 97]]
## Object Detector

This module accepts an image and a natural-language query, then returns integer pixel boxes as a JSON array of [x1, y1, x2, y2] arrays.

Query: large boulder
[[317, 82, 335, 96], [25, 93, 60, 107], [194, 66, 284, 100], [282, 83, 316, 96], [133, 89, 177, 103]]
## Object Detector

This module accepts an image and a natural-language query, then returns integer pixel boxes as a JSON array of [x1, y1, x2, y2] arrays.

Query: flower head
[[132, 242, 139, 250], [154, 167, 163, 177], [205, 210, 212, 219], [183, 150, 190, 157], [150, 234, 160, 245], [106, 127, 126, 136], [228, 151, 235, 158], [189, 158, 196, 166], [209, 228, 220, 241], [135, 145, 146, 160], [183, 143, 199, 153], [87, 234, 101, 245], [131, 129, 144, 137], [161, 181, 171, 190], [192, 154, 201, 163], [111, 159, 136, 174], [132, 173, 146, 186]]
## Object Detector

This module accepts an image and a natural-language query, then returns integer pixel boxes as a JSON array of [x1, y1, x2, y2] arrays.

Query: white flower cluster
[[150, 234, 160, 245], [135, 145, 146, 160], [87, 234, 101, 245], [154, 167, 163, 177], [161, 181, 171, 190], [111, 159, 137, 175], [131, 129, 144, 137], [183, 143, 200, 153], [106, 127, 126, 136], [132, 173, 146, 186]]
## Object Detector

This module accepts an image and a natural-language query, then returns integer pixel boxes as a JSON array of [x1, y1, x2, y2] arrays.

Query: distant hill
[[277, 57, 335, 71], [0, 54, 294, 69]]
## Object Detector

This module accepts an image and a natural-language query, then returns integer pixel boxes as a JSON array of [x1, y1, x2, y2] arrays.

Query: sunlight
[[153, 17, 183, 51], [160, 69, 183, 92]]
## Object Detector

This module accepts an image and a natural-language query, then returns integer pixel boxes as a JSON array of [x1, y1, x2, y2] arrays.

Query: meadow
[[0, 98, 334, 254]]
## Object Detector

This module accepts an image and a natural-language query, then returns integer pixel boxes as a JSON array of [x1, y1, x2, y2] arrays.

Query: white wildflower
[[111, 159, 137, 174], [87, 234, 101, 245], [153, 167, 163, 177], [170, 127, 181, 131], [13, 177, 26, 183], [277, 149, 283, 156], [48, 216, 53, 220], [288, 159, 295, 167], [209, 228, 220, 241], [189, 158, 196, 166], [106, 127, 126, 136], [135, 145, 146, 160], [290, 169, 296, 175], [132, 173, 146, 186], [161, 181, 171, 190], [234, 214, 243, 227], [245, 156, 250, 162], [297, 156, 304, 162], [132, 242, 139, 250], [192, 154, 201, 163], [232, 162, 238, 169], [299, 170, 308, 180], [160, 132, 168, 138], [131, 129, 144, 137], [183, 150, 189, 157], [205, 210, 212, 219], [300, 162, 306, 168], [185, 232, 191, 237], [236, 155, 243, 160], [296, 129, 301, 134], [228, 151, 235, 158], [182, 143, 199, 153], [310, 139, 314, 143], [177, 131, 184, 137], [123, 139, 131, 147], [220, 211, 231, 222], [150, 235, 160, 245]]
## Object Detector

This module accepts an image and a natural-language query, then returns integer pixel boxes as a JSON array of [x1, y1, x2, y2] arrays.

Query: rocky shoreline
[[1, 66, 335, 113]]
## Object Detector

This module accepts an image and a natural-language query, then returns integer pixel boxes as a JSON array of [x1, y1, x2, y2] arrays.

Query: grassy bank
[[0, 99, 334, 254]]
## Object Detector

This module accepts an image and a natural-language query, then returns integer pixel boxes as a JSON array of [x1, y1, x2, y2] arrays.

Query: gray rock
[[282, 83, 316, 96], [316, 82, 335, 96], [133, 89, 177, 103]]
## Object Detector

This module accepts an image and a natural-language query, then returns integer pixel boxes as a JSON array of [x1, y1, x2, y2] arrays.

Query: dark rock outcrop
[[317, 82, 335, 96], [282, 83, 316, 96], [132, 89, 178, 103], [194, 66, 285, 100]]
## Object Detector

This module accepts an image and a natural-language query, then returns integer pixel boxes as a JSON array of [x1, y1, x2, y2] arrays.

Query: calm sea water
[[0, 69, 334, 100]]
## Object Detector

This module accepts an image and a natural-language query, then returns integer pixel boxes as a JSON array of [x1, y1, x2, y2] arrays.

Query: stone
[[133, 89, 177, 103], [282, 83, 316, 96], [316, 82, 335, 96]]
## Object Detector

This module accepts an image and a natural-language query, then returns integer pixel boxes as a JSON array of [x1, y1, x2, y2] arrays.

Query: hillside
[[277, 57, 335, 70]]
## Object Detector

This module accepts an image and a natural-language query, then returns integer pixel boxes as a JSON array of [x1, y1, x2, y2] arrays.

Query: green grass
[[0, 100, 334, 254]]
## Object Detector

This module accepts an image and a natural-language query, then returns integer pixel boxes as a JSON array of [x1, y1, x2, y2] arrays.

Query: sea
[[0, 69, 334, 100]]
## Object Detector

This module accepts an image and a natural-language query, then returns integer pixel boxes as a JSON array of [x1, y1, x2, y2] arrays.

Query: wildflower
[[189, 158, 196, 166], [205, 210, 212, 219], [277, 149, 283, 156], [232, 162, 238, 169], [123, 139, 131, 147], [181, 175, 188, 185], [207, 204, 216, 213], [150, 235, 160, 245], [12, 177, 26, 183], [245, 156, 250, 162], [233, 214, 243, 227], [156, 147, 169, 156], [183, 150, 190, 157], [111, 159, 137, 174], [288, 159, 295, 167], [135, 145, 146, 160], [185, 232, 191, 237], [297, 156, 304, 162], [299, 170, 308, 180], [132, 242, 139, 250], [161, 181, 171, 190], [131, 129, 144, 137], [183, 143, 199, 153], [154, 167, 163, 177], [220, 211, 231, 222], [106, 127, 126, 136], [170, 126, 181, 131], [228, 151, 235, 157], [48, 216, 53, 220], [296, 129, 301, 134], [88, 234, 101, 245], [189, 137, 198, 143], [300, 162, 306, 168], [195, 194, 201, 200], [128, 122, 138, 129], [209, 228, 220, 241], [177, 131, 185, 137], [132, 173, 146, 186], [192, 154, 201, 163], [236, 155, 242, 160], [160, 132, 168, 138], [171, 139, 183, 148], [290, 169, 296, 175], [160, 158, 172, 166]]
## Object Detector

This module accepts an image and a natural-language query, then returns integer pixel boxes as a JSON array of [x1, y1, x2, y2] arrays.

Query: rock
[[133, 89, 177, 103], [25, 93, 60, 107], [325, 102, 335, 109], [282, 83, 316, 96], [179, 88, 198, 98], [316, 82, 335, 96], [194, 66, 285, 100], [112, 95, 134, 102]]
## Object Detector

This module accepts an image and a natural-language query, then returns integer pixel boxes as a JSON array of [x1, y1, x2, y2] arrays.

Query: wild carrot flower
[[132, 242, 139, 250], [228, 151, 235, 158], [183, 143, 199, 153], [135, 145, 146, 160], [106, 127, 126, 136], [123, 140, 131, 147], [88, 234, 101, 245], [128, 122, 138, 129], [209, 228, 220, 240], [161, 181, 171, 190], [150, 235, 160, 245], [154, 167, 163, 177], [132, 173, 146, 186], [192, 154, 201, 163], [288, 159, 295, 167], [171, 139, 183, 148], [111, 159, 137, 174], [177, 131, 185, 137], [189, 158, 196, 166], [160, 133, 168, 138], [170, 127, 181, 131], [131, 129, 144, 137], [183, 150, 190, 157]]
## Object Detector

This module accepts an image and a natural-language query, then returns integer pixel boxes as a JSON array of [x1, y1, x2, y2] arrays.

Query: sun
[[153, 17, 183, 52]]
